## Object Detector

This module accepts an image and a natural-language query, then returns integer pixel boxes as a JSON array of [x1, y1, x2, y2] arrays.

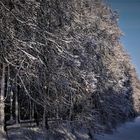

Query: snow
[[96, 117, 140, 140]]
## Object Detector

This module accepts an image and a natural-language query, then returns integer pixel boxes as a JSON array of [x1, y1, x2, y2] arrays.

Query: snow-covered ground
[[6, 123, 91, 140], [96, 117, 140, 140], [7, 127, 47, 140], [5, 117, 140, 140]]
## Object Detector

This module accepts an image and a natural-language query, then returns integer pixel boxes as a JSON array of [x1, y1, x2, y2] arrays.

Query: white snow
[[96, 117, 140, 140]]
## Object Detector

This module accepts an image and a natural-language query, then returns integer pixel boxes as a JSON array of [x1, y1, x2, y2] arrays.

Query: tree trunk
[[42, 105, 46, 129], [15, 87, 19, 124], [0, 63, 6, 134], [15, 77, 19, 125], [42, 104, 49, 129]]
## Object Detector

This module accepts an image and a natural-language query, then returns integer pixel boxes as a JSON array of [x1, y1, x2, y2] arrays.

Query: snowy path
[[96, 117, 140, 140]]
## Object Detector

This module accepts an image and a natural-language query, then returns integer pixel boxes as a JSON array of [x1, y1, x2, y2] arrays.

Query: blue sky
[[107, 0, 140, 77]]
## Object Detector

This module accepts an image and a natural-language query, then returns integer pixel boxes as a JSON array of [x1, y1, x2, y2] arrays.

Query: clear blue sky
[[107, 0, 140, 77]]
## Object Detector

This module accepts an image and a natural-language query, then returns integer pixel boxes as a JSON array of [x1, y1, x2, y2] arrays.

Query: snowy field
[[96, 117, 140, 140]]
